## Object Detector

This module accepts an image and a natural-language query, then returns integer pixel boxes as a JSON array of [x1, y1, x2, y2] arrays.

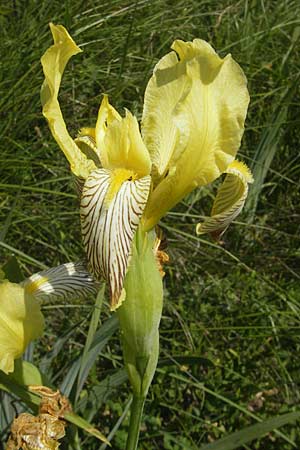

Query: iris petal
[[142, 51, 191, 183], [142, 39, 249, 230], [99, 105, 152, 177], [196, 160, 253, 239], [0, 282, 44, 374], [95, 94, 122, 152], [23, 262, 99, 301], [80, 169, 151, 310], [41, 23, 96, 178], [75, 132, 101, 167]]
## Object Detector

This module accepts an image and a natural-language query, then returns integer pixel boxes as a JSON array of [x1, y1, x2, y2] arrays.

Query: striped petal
[[73, 175, 86, 198], [41, 23, 96, 178], [80, 169, 151, 310], [23, 262, 99, 301], [196, 161, 253, 239]]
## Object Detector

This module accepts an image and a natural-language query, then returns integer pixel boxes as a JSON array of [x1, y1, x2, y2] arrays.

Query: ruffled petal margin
[[196, 160, 254, 239], [80, 169, 151, 310], [142, 39, 250, 230]]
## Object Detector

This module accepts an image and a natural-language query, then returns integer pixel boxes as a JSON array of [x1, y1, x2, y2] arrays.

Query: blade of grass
[[99, 396, 132, 449], [39, 321, 85, 374], [60, 315, 118, 397], [76, 285, 105, 402], [157, 369, 297, 448], [199, 411, 300, 450], [77, 368, 128, 421], [245, 73, 300, 222]]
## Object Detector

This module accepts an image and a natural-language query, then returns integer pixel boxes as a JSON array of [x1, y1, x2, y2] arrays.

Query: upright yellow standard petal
[[196, 160, 254, 239], [142, 51, 191, 182], [80, 169, 151, 310], [0, 281, 44, 374], [41, 23, 96, 178], [142, 39, 249, 230], [99, 107, 152, 177], [95, 94, 122, 152]]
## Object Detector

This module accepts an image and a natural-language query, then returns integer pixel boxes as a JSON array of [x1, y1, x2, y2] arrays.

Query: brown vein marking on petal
[[80, 169, 151, 309], [24, 262, 99, 301], [73, 175, 85, 197]]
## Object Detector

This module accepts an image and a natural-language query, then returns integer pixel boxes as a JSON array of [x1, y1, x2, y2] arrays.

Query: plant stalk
[[125, 395, 145, 450]]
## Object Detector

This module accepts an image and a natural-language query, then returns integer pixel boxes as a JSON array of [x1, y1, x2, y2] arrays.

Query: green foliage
[[1, 0, 300, 449]]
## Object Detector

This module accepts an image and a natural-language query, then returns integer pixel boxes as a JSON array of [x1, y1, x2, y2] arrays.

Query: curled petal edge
[[41, 23, 96, 178], [196, 160, 254, 239]]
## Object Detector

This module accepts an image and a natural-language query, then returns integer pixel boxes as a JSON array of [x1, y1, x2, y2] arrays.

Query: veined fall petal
[[0, 281, 44, 374], [142, 39, 249, 230], [23, 261, 100, 301], [0, 261, 99, 374], [196, 160, 254, 239], [80, 169, 151, 310], [41, 23, 96, 179]]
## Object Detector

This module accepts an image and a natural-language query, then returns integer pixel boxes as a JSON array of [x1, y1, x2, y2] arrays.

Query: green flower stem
[[126, 396, 146, 450]]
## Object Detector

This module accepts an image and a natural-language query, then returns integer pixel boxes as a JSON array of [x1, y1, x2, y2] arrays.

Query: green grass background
[[0, 0, 300, 448]]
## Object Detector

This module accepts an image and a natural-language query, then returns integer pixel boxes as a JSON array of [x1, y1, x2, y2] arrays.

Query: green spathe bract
[[117, 226, 163, 398]]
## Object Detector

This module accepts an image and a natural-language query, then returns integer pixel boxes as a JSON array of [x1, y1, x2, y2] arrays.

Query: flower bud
[[117, 227, 163, 397]]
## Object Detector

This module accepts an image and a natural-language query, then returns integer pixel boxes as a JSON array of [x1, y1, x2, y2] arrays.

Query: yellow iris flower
[[0, 262, 98, 374], [41, 24, 253, 310]]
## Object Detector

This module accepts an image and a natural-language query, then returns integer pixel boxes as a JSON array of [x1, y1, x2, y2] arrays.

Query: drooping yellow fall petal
[[23, 262, 99, 301], [142, 39, 249, 230], [80, 169, 151, 310], [41, 23, 96, 178], [196, 160, 253, 239], [0, 281, 44, 374], [97, 100, 151, 177]]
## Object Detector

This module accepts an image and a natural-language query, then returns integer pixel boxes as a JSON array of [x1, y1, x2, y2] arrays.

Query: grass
[[1, 0, 300, 448]]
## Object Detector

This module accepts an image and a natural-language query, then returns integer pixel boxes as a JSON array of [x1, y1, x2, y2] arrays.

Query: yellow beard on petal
[[24, 276, 49, 295], [78, 127, 96, 139], [105, 168, 138, 206], [227, 160, 254, 183]]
